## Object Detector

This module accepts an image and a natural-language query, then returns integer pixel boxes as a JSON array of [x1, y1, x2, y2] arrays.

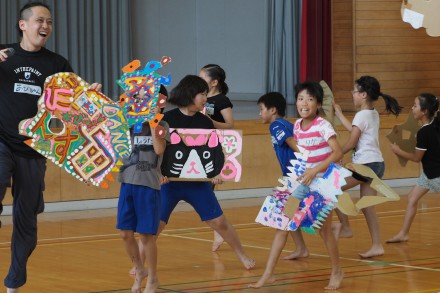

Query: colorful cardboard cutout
[[386, 113, 418, 166], [161, 129, 242, 182], [401, 0, 440, 37], [117, 57, 171, 133], [18, 57, 171, 187], [255, 148, 351, 234]]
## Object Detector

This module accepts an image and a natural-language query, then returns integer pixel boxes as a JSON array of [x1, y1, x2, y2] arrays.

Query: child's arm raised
[[333, 101, 352, 132], [298, 136, 343, 186], [340, 126, 361, 155], [391, 143, 424, 163]]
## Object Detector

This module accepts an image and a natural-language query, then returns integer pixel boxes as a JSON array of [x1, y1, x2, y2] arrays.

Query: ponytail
[[355, 76, 402, 116], [201, 64, 229, 95], [380, 92, 403, 116]]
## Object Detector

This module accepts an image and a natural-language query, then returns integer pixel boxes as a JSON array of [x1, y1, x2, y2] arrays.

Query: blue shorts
[[364, 161, 385, 178], [116, 183, 161, 235], [160, 181, 223, 223]]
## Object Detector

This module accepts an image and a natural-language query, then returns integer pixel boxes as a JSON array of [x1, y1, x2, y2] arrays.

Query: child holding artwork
[[386, 93, 440, 243], [117, 87, 170, 293], [250, 81, 344, 290], [332, 75, 402, 258], [159, 75, 255, 269], [199, 64, 234, 251]]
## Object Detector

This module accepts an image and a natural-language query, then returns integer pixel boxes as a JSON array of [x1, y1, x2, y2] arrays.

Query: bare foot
[[386, 234, 409, 243], [132, 269, 148, 293], [248, 273, 276, 288], [359, 245, 384, 258], [332, 222, 353, 239], [7, 288, 18, 293], [325, 269, 343, 290], [281, 248, 309, 260], [143, 276, 159, 293], [212, 231, 224, 252], [240, 255, 256, 270]]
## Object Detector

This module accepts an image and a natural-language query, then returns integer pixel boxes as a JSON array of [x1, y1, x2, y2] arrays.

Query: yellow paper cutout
[[336, 163, 400, 215]]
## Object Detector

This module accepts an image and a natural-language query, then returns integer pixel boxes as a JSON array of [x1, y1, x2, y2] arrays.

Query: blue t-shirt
[[270, 118, 296, 175]]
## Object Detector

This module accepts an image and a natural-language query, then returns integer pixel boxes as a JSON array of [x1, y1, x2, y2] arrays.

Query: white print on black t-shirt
[[14, 66, 42, 76], [14, 83, 41, 96], [134, 136, 153, 145], [205, 102, 214, 115]]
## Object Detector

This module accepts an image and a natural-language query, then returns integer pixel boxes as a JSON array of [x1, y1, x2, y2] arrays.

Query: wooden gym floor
[[1, 186, 440, 292]]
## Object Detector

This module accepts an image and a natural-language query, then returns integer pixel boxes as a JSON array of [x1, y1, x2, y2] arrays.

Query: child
[[159, 75, 255, 269], [332, 75, 402, 258], [250, 81, 344, 290], [386, 93, 440, 243], [257, 92, 310, 260], [129, 85, 168, 277], [199, 64, 234, 251], [199, 64, 234, 129], [117, 86, 169, 293]]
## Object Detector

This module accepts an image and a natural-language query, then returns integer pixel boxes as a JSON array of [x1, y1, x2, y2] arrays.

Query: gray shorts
[[417, 172, 440, 193]]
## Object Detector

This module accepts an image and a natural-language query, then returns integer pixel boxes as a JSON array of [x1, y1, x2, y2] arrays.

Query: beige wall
[[332, 0, 440, 113]]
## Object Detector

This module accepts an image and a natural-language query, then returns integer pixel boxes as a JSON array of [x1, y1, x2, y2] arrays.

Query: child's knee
[[119, 230, 134, 240]]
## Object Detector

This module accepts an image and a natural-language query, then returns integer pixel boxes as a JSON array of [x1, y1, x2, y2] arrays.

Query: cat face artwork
[[161, 130, 225, 179]]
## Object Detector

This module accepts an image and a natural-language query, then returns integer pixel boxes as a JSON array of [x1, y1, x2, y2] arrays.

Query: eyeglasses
[[351, 90, 361, 95]]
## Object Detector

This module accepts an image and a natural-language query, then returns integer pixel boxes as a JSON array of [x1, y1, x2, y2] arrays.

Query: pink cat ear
[[171, 132, 181, 144], [208, 132, 219, 147], [185, 135, 205, 146]]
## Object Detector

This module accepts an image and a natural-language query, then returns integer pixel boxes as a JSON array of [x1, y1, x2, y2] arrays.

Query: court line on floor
[[1, 208, 440, 247]]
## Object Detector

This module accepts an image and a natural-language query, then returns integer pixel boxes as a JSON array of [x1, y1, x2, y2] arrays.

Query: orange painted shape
[[122, 60, 141, 73]]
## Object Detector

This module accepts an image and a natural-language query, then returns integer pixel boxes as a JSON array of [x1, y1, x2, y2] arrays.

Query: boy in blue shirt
[[258, 92, 297, 176], [257, 92, 310, 260]]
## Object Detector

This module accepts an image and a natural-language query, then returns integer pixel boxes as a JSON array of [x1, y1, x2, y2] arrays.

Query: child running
[[159, 75, 255, 269], [257, 92, 309, 260], [117, 87, 169, 293], [386, 93, 440, 243], [332, 75, 401, 258], [249, 81, 344, 290], [198, 64, 234, 251]]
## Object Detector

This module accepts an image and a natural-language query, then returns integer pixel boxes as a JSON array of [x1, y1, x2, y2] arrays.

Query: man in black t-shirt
[[0, 2, 100, 292]]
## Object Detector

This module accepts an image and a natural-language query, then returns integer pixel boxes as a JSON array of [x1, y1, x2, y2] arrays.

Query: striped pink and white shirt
[[294, 116, 337, 168]]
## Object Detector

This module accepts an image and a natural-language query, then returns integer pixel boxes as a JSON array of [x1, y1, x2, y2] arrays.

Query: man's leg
[[4, 156, 46, 289]]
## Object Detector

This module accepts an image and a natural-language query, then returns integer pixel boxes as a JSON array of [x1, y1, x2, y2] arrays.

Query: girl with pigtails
[[332, 75, 402, 258]]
